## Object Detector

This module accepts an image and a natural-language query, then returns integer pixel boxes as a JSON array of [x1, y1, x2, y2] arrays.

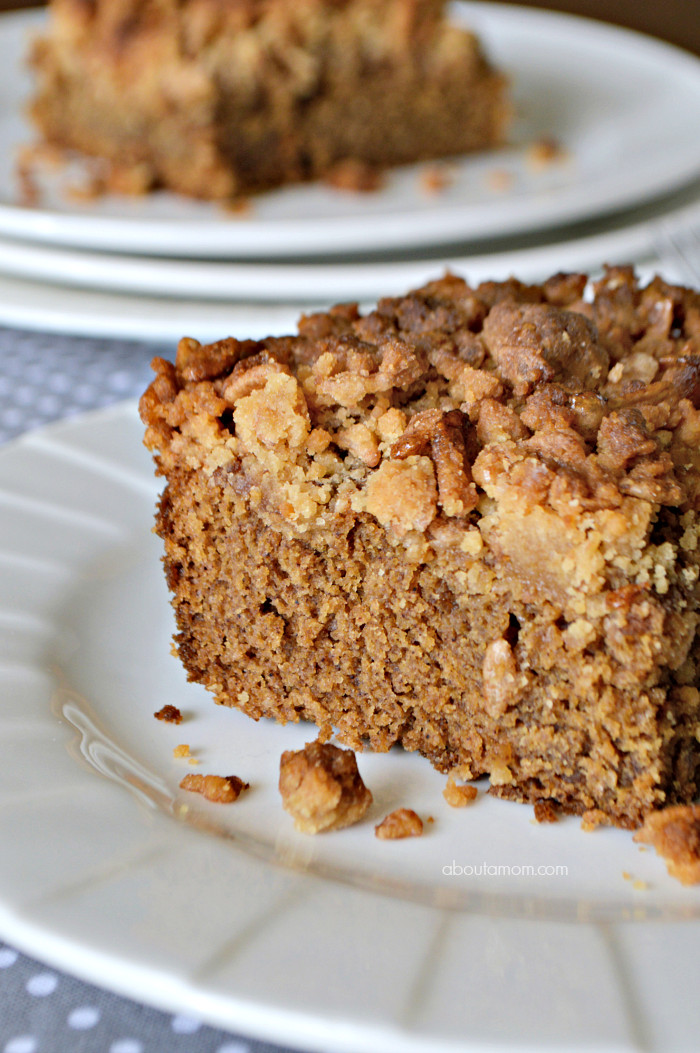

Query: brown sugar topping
[[279, 739, 373, 834]]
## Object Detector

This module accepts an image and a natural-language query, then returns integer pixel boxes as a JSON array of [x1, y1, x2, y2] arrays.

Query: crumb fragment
[[173, 743, 191, 759], [581, 809, 609, 831], [443, 772, 478, 808], [375, 808, 424, 839], [179, 772, 249, 803], [633, 805, 700, 885], [526, 136, 567, 170], [278, 739, 372, 834], [154, 704, 183, 724], [324, 159, 384, 193], [224, 196, 252, 216], [534, 799, 558, 824], [419, 163, 454, 195], [486, 168, 513, 193]]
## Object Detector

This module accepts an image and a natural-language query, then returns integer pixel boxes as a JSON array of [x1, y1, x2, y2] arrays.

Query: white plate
[[2, 5, 700, 258], [2, 191, 700, 303], [0, 402, 699, 1053], [0, 271, 313, 343], [0, 214, 691, 345]]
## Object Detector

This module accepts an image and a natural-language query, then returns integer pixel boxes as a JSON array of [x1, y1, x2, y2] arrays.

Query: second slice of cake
[[30, 0, 510, 199]]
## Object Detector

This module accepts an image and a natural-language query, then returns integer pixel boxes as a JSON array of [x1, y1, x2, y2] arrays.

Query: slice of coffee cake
[[30, 0, 510, 199], [141, 267, 700, 828]]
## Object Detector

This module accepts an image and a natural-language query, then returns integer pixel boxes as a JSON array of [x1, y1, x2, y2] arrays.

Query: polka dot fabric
[[0, 327, 159, 446], [0, 941, 300, 1053], [0, 327, 303, 1053]]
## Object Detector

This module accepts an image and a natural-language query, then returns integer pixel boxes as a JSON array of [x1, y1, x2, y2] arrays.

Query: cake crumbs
[[419, 163, 455, 196], [633, 804, 700, 885], [443, 772, 478, 808], [279, 739, 372, 834], [486, 168, 513, 193], [375, 808, 424, 839], [224, 196, 253, 217], [173, 743, 191, 759], [534, 799, 558, 824], [581, 809, 609, 832], [526, 136, 568, 171], [179, 772, 249, 803], [154, 704, 182, 724], [324, 158, 384, 193]]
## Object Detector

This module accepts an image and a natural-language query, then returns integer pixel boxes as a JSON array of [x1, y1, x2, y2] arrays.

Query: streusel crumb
[[279, 740, 372, 834], [375, 808, 424, 839], [179, 773, 249, 804], [154, 704, 182, 724], [443, 773, 478, 808]]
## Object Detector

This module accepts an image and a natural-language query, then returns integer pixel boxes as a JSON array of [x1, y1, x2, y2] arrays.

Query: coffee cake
[[140, 266, 700, 829], [29, 0, 510, 199]]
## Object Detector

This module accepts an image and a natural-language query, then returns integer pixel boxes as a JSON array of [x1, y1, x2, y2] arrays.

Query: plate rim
[[0, 401, 700, 1053]]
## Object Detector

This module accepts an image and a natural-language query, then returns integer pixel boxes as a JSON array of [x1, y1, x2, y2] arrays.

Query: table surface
[[0, 1, 698, 1051]]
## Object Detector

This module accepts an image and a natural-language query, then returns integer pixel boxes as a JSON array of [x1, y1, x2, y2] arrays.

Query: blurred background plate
[[2, 3, 700, 259]]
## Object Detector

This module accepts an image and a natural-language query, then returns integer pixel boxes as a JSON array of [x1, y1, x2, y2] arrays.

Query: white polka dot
[[36, 394, 62, 416], [109, 1041, 143, 1053], [26, 972, 58, 997], [68, 1006, 100, 1030], [4, 1037, 38, 1053], [170, 1014, 201, 1034], [0, 948, 18, 969], [216, 1043, 251, 1053]]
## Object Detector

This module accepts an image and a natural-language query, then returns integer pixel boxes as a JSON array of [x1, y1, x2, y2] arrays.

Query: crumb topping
[[141, 267, 700, 615], [278, 739, 372, 833]]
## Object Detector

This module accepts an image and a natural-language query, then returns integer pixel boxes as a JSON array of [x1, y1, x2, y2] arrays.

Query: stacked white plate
[[2, 1, 700, 342]]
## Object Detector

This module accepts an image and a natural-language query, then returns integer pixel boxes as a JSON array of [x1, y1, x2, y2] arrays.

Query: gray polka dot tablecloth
[[0, 326, 301, 1053]]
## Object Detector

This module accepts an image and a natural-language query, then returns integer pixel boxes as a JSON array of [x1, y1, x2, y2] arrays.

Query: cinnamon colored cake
[[29, 0, 510, 199], [140, 267, 700, 829]]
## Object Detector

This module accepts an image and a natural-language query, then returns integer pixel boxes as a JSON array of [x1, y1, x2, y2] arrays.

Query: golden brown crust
[[141, 267, 700, 828]]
